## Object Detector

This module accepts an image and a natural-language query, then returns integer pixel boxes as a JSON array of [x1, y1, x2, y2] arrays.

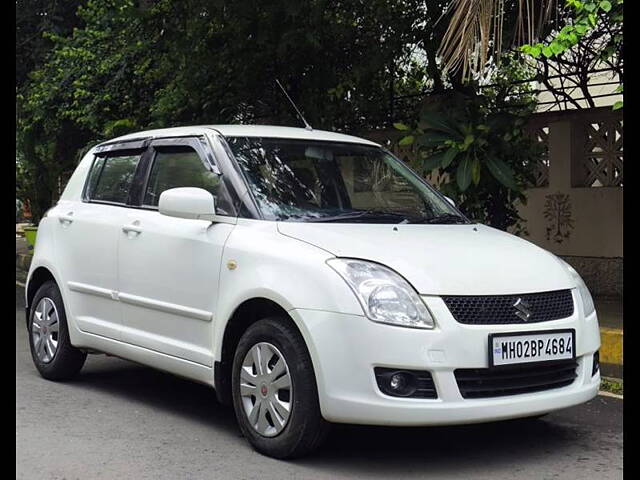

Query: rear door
[[53, 145, 145, 340], [117, 137, 236, 366]]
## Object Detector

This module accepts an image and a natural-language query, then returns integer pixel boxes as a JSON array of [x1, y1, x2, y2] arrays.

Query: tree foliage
[[17, 0, 425, 221], [521, 0, 623, 110], [396, 56, 541, 231], [16, 0, 84, 88], [18, 0, 615, 229], [437, 0, 563, 79], [522, 0, 621, 61]]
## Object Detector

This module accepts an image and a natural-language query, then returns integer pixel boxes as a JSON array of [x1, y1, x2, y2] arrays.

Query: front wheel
[[231, 317, 330, 458]]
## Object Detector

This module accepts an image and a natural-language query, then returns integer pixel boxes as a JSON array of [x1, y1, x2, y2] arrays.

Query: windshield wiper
[[303, 210, 413, 223], [414, 213, 469, 224]]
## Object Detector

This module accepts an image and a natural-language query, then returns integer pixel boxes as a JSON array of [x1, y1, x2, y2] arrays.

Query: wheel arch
[[214, 297, 312, 406], [25, 266, 58, 325]]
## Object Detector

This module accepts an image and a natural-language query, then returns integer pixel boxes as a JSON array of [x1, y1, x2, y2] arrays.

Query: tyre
[[231, 317, 330, 459], [28, 280, 87, 381]]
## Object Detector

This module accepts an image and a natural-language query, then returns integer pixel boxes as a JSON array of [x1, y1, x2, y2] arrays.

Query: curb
[[600, 327, 623, 365], [600, 327, 623, 379], [599, 376, 623, 398], [16, 253, 32, 272], [598, 390, 623, 400]]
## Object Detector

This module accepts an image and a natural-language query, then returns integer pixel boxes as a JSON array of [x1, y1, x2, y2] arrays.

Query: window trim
[[94, 137, 150, 156], [135, 136, 236, 216], [208, 132, 262, 219]]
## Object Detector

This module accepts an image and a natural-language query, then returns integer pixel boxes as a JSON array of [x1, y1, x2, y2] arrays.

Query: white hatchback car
[[26, 125, 601, 458]]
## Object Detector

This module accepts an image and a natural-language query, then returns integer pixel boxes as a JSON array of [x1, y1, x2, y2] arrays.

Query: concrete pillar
[[547, 121, 573, 190]]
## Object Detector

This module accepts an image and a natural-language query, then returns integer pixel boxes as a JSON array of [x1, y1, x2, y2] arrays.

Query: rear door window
[[87, 154, 141, 204]]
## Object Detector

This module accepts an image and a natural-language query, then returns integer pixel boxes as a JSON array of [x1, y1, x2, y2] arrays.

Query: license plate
[[489, 329, 575, 367]]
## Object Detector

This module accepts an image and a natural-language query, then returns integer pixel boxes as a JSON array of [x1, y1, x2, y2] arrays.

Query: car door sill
[[75, 330, 214, 385]]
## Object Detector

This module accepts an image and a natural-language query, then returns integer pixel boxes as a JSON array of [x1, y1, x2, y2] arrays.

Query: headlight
[[327, 258, 435, 329], [560, 259, 595, 317]]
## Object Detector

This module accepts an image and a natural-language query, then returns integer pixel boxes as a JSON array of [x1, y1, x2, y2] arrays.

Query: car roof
[[102, 125, 380, 147]]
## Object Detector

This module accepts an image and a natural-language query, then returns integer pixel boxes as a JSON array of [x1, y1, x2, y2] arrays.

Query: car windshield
[[226, 137, 468, 224]]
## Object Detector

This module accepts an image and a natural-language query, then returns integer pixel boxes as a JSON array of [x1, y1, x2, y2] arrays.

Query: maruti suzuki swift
[[25, 125, 601, 458]]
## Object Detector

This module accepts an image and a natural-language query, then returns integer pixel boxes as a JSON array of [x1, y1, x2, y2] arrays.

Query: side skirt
[[73, 331, 215, 388]]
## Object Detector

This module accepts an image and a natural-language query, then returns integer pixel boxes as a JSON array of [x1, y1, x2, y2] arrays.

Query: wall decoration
[[544, 192, 574, 243]]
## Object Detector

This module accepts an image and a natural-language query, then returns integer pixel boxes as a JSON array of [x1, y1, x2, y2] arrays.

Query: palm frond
[[438, 0, 558, 79]]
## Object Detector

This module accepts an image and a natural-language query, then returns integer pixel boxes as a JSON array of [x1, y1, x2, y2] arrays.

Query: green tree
[[437, 0, 622, 108], [521, 0, 623, 110], [17, 0, 428, 222], [17, 0, 154, 221], [16, 0, 84, 89]]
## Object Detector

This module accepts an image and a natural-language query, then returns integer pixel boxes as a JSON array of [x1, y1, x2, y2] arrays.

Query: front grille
[[455, 359, 578, 399], [442, 290, 574, 325]]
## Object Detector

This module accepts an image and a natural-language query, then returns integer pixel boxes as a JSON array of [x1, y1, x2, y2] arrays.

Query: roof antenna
[[275, 79, 313, 131]]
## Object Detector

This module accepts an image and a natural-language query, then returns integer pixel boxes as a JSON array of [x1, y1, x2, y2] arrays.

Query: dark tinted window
[[143, 147, 221, 207], [88, 154, 141, 204]]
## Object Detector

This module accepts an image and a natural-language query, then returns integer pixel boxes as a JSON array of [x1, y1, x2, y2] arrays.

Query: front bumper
[[289, 291, 601, 426]]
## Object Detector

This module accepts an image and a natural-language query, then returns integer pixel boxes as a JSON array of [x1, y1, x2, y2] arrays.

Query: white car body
[[26, 125, 600, 428]]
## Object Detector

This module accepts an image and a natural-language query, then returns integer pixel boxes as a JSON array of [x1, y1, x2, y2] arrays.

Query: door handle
[[122, 221, 142, 235], [59, 212, 74, 225]]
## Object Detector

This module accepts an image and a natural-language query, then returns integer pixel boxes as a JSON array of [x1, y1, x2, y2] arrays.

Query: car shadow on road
[[302, 417, 581, 477], [69, 357, 587, 477], [69, 358, 241, 435]]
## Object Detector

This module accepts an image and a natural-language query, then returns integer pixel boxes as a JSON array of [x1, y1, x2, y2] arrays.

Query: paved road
[[16, 287, 622, 479]]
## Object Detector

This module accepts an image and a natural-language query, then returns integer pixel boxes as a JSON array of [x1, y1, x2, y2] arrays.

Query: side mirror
[[159, 187, 216, 221], [444, 196, 456, 207]]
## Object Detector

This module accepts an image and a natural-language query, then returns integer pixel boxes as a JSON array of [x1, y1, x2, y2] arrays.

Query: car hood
[[277, 222, 574, 295]]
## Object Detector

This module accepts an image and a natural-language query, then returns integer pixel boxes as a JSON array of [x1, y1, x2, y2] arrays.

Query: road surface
[[16, 287, 622, 479]]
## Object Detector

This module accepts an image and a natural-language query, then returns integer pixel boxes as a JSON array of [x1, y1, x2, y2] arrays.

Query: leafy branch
[[395, 112, 521, 193], [521, 0, 623, 109]]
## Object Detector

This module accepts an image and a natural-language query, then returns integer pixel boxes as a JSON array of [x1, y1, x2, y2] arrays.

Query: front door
[[117, 137, 235, 366]]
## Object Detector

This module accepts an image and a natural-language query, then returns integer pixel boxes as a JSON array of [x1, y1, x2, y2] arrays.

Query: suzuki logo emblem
[[513, 298, 533, 321]]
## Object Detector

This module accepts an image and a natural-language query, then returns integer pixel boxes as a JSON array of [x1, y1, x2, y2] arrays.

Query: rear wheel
[[231, 317, 330, 458], [28, 281, 86, 380]]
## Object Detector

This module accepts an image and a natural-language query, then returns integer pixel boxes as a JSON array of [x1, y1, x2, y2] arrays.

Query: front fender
[[213, 219, 362, 361]]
